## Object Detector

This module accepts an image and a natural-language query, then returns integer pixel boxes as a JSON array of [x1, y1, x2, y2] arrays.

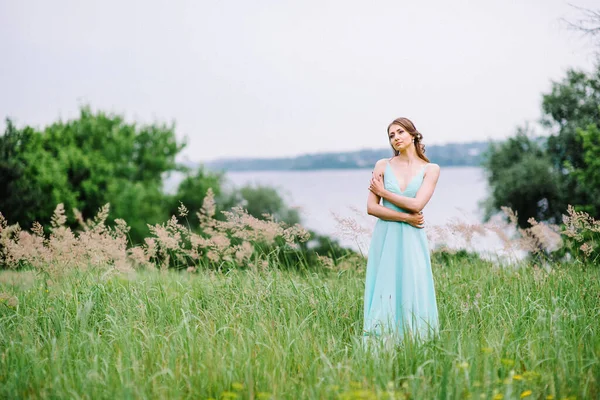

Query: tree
[[569, 123, 600, 216], [482, 128, 560, 226], [483, 62, 600, 227], [563, 5, 600, 48], [237, 184, 301, 225], [541, 65, 600, 218], [0, 106, 186, 243]]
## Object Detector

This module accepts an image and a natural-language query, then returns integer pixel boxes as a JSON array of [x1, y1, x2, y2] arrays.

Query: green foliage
[[1, 105, 357, 264], [482, 128, 560, 226], [542, 67, 600, 217], [238, 184, 300, 225], [484, 63, 600, 228], [568, 123, 600, 216], [0, 120, 52, 224], [106, 181, 171, 244], [0, 106, 186, 243]]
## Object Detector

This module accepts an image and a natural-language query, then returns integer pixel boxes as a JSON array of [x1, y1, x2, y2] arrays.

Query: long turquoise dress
[[362, 161, 439, 344]]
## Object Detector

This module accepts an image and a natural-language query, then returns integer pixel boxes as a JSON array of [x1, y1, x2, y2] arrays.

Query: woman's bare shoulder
[[373, 158, 389, 174], [425, 163, 441, 175], [374, 158, 389, 167]]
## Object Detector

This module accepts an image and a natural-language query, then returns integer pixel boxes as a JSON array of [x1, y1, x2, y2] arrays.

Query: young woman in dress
[[362, 117, 441, 345]]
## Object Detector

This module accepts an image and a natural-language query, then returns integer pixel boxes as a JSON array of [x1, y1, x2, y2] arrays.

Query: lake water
[[220, 167, 491, 251]]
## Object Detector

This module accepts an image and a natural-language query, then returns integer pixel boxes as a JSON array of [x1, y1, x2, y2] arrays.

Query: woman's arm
[[369, 164, 441, 213], [367, 191, 414, 222], [366, 159, 425, 227]]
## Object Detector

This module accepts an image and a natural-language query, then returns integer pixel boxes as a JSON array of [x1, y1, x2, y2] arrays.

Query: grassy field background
[[1, 253, 598, 399]]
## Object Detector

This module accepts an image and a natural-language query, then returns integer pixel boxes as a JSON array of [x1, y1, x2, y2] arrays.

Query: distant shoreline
[[203, 141, 489, 172], [209, 164, 483, 172]]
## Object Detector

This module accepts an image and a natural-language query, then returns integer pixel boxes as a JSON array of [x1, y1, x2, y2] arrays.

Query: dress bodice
[[382, 161, 429, 212]]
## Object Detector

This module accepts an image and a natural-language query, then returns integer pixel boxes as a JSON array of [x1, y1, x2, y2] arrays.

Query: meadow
[[1, 251, 598, 399], [1, 197, 599, 399]]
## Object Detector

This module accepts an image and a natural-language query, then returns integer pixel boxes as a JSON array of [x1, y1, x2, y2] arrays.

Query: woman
[[363, 117, 440, 345]]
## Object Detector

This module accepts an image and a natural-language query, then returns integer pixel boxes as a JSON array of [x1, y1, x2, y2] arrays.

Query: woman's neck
[[396, 145, 421, 164]]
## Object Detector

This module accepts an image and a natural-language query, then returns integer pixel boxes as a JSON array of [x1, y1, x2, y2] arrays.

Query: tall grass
[[1, 198, 600, 398], [1, 254, 598, 399]]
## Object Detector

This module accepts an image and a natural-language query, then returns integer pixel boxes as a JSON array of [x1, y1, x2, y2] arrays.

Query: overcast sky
[[1, 0, 598, 162]]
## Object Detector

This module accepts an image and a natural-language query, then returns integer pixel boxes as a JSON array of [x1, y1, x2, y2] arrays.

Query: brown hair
[[387, 117, 430, 162]]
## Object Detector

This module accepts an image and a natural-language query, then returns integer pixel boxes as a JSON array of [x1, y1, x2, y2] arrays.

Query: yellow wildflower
[[520, 390, 532, 398], [501, 359, 515, 367], [513, 374, 523, 380], [492, 394, 504, 400], [350, 381, 362, 389], [231, 383, 244, 391], [351, 389, 376, 399], [220, 391, 238, 399], [522, 371, 541, 381], [545, 396, 554, 400]]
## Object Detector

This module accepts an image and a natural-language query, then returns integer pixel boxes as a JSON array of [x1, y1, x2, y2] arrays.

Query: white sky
[[1, 0, 598, 162]]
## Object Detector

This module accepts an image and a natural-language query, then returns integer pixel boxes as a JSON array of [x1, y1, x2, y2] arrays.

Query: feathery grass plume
[[11, 196, 594, 273], [234, 241, 254, 263], [424, 214, 517, 263], [560, 205, 600, 262], [526, 217, 562, 253], [72, 208, 89, 231], [0, 204, 133, 274], [316, 254, 335, 270], [177, 201, 189, 218], [331, 206, 374, 255], [483, 216, 518, 256], [2, 193, 313, 273], [201, 188, 217, 218], [580, 242, 594, 257], [31, 221, 44, 237], [491, 207, 563, 263], [335, 252, 366, 272], [219, 206, 282, 244], [137, 189, 311, 271], [0, 292, 18, 308], [442, 217, 488, 249], [562, 205, 600, 238], [50, 203, 67, 229]]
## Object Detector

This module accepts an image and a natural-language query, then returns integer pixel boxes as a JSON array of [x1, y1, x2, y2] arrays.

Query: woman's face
[[388, 124, 413, 152]]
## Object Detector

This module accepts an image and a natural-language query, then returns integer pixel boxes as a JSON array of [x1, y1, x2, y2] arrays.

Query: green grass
[[0, 256, 599, 399]]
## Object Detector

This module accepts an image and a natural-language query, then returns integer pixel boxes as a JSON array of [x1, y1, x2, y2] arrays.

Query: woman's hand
[[368, 174, 386, 197], [404, 212, 425, 229]]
